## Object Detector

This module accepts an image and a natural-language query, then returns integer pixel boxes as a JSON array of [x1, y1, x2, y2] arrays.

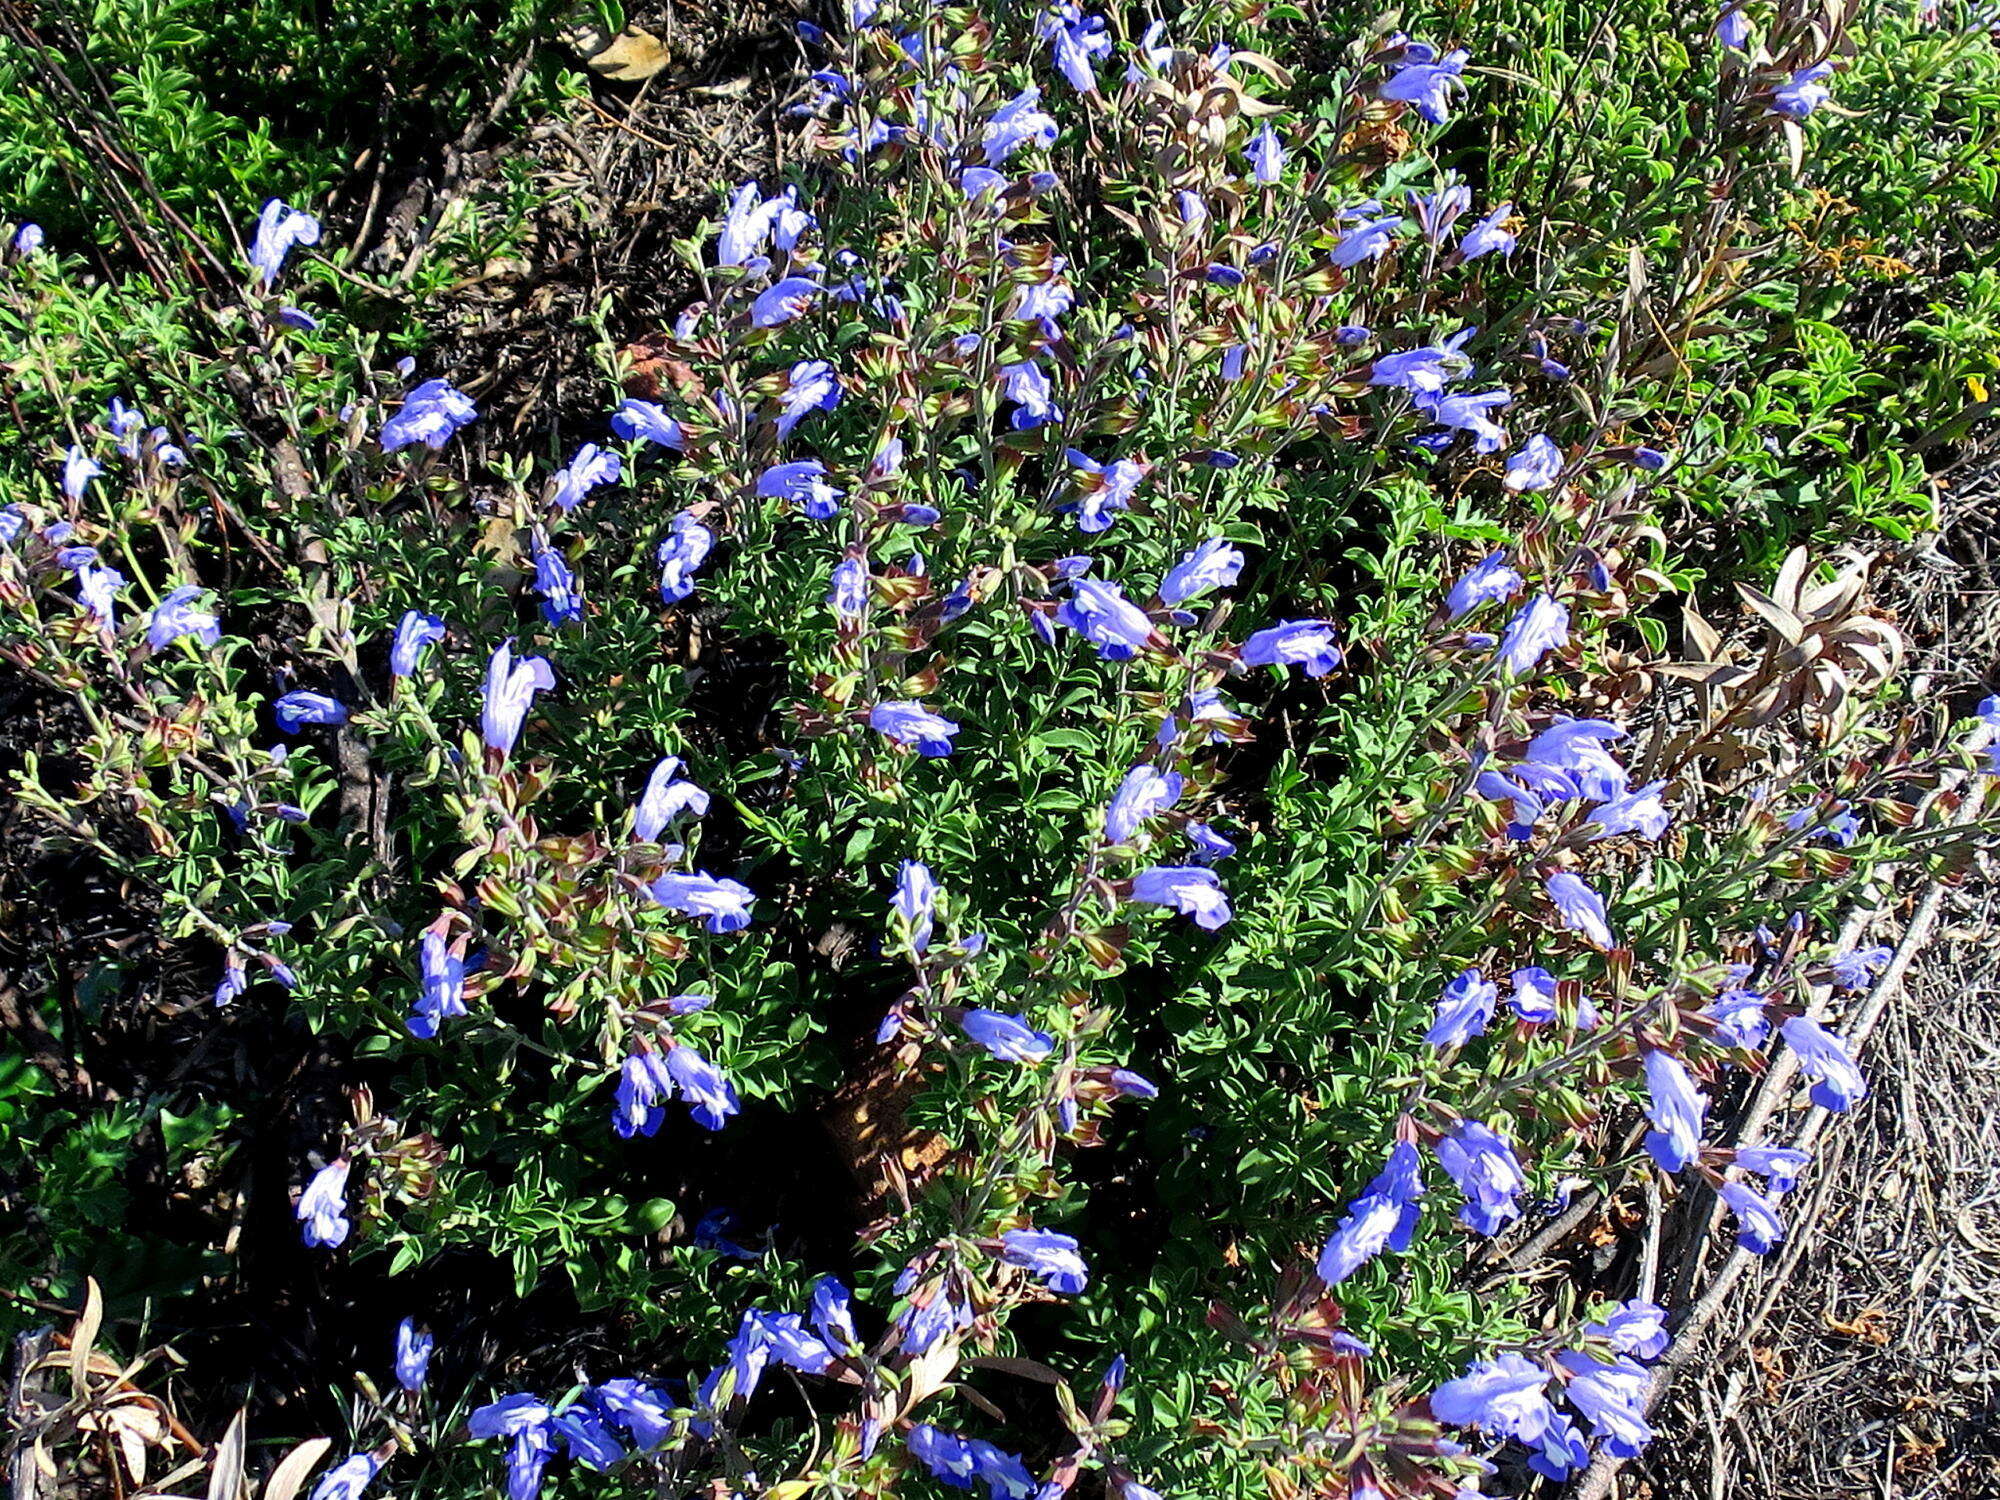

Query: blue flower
[[297, 1159, 352, 1248], [871, 700, 960, 756], [1585, 1299, 1670, 1360], [1716, 5, 1750, 48], [1248, 124, 1285, 183], [279, 305, 319, 331], [1159, 537, 1244, 607], [1186, 821, 1235, 863], [408, 930, 468, 1039], [395, 1318, 433, 1392], [1504, 433, 1563, 492], [1529, 1413, 1593, 1480], [379, 378, 478, 452], [1104, 765, 1182, 845], [1369, 327, 1475, 397], [551, 443, 621, 511], [1130, 865, 1232, 930], [1316, 1141, 1425, 1284], [1444, 550, 1524, 621], [1423, 388, 1511, 452], [72, 558, 127, 629], [752, 275, 822, 329], [613, 1050, 674, 1138], [481, 641, 555, 757], [1829, 943, 1890, 991], [530, 531, 584, 626], [214, 955, 248, 1007], [1642, 1050, 1707, 1171], [248, 198, 321, 285], [1702, 986, 1768, 1048], [1557, 1351, 1654, 1457], [1586, 780, 1671, 841], [1063, 449, 1148, 532], [909, 1425, 980, 1489], [1525, 717, 1628, 801], [1438, 1119, 1527, 1234], [891, 859, 938, 955], [829, 554, 870, 617], [1240, 619, 1342, 676], [467, 1393, 557, 1500], [1496, 593, 1570, 675], [1042, 5, 1112, 92], [1720, 1178, 1785, 1253], [590, 1379, 675, 1450], [1459, 202, 1518, 260], [1508, 966, 1558, 1022], [961, 1009, 1054, 1063], [1000, 1227, 1088, 1294], [758, 459, 844, 519], [147, 585, 220, 649], [1780, 1015, 1866, 1111], [666, 1044, 740, 1129], [552, 1406, 626, 1470], [275, 691, 349, 733], [610, 399, 684, 449], [1425, 967, 1498, 1049], [62, 444, 102, 502], [657, 511, 715, 603], [1330, 213, 1404, 268], [648, 872, 756, 934], [307, 1453, 381, 1500], [982, 87, 1058, 165], [717, 182, 778, 267], [389, 609, 446, 676], [635, 756, 709, 842], [1430, 1351, 1555, 1438], [776, 359, 842, 438], [1544, 870, 1615, 950], [1733, 1145, 1808, 1193], [1771, 61, 1834, 119], [1411, 184, 1471, 242], [999, 361, 1062, 428], [1379, 47, 1468, 125], [11, 222, 43, 256], [811, 1276, 859, 1350]]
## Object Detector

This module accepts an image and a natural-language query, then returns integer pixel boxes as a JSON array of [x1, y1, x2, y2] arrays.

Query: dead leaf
[[564, 23, 673, 82]]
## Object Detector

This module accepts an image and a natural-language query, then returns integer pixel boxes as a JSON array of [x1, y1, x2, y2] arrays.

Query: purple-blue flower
[[1545, 870, 1615, 950], [1000, 1227, 1089, 1294], [1642, 1050, 1707, 1171], [1241, 619, 1342, 676], [467, 1393, 557, 1500], [1720, 1177, 1785, 1253], [1587, 780, 1671, 841], [395, 1318, 432, 1392], [297, 1159, 352, 1248], [408, 930, 468, 1039], [249, 198, 320, 285], [1504, 433, 1562, 492], [1063, 449, 1148, 532], [276, 691, 349, 733], [1734, 1145, 1809, 1193], [551, 443, 621, 511], [758, 459, 844, 519], [610, 398, 684, 449], [962, 1008, 1055, 1063], [1160, 537, 1245, 606], [1510, 966, 1558, 1022], [647, 871, 756, 934], [1057, 578, 1156, 660], [1424, 388, 1511, 452], [1459, 202, 1517, 260], [1586, 1300, 1670, 1360], [999, 361, 1062, 428], [1557, 1351, 1654, 1457], [829, 554, 870, 617], [147, 585, 220, 649], [1130, 865, 1232, 930], [1716, 5, 1750, 49], [380, 379, 477, 452], [481, 641, 555, 756], [307, 1453, 381, 1500], [1426, 967, 1498, 1049], [1829, 944, 1890, 991], [1380, 47, 1468, 125], [983, 87, 1058, 165], [390, 609, 446, 676], [1430, 1351, 1555, 1438], [1496, 593, 1570, 675], [657, 511, 715, 604], [1445, 551, 1524, 620], [871, 700, 960, 756], [893, 859, 937, 955], [776, 359, 842, 438], [635, 755, 709, 842], [1437, 1119, 1527, 1234], [1771, 61, 1834, 119], [1330, 213, 1404, 269], [1316, 1141, 1425, 1285], [666, 1043, 740, 1129], [1104, 764, 1182, 844], [63, 444, 102, 502], [1780, 1015, 1866, 1111], [530, 532, 584, 626], [613, 1049, 674, 1138], [1248, 124, 1284, 183], [1370, 327, 1474, 397], [752, 275, 822, 328]]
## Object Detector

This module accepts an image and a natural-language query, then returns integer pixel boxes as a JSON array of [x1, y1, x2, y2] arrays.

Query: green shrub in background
[[1, 1, 1996, 1498]]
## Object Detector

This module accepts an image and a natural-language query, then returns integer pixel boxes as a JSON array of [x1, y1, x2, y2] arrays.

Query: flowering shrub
[[2, 2, 1998, 1499]]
